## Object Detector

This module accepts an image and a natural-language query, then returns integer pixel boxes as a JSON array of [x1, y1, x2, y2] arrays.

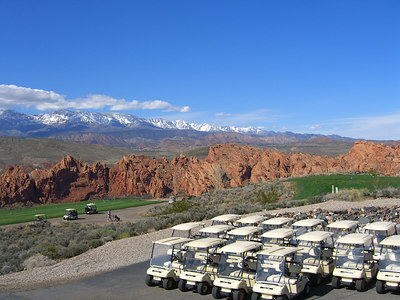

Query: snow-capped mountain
[[0, 109, 265, 134]]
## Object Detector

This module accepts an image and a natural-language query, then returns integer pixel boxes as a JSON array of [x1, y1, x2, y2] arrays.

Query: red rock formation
[[1, 141, 400, 207]]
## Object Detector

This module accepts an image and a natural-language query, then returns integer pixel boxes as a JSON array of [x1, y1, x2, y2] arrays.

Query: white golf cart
[[212, 241, 262, 300], [211, 214, 241, 226], [376, 235, 400, 294], [171, 222, 206, 238], [363, 221, 398, 260], [260, 228, 295, 249], [145, 236, 192, 289], [227, 226, 262, 243], [291, 218, 325, 236], [332, 233, 378, 292], [199, 224, 234, 239], [261, 217, 292, 233], [236, 215, 265, 227], [251, 246, 310, 300], [326, 220, 359, 241], [178, 237, 226, 295], [296, 231, 334, 285]]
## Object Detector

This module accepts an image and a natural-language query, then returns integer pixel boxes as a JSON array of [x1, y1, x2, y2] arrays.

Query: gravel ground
[[1, 198, 400, 292]]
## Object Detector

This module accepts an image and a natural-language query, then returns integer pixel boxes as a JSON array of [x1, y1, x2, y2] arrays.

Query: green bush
[[116, 232, 131, 240]]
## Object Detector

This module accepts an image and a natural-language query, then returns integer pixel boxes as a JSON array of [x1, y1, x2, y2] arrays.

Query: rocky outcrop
[[1, 141, 400, 207]]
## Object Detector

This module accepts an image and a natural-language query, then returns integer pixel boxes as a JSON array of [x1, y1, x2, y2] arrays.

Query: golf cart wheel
[[311, 273, 322, 286], [197, 281, 211, 295], [178, 279, 188, 292], [251, 292, 261, 300], [232, 289, 246, 300], [376, 280, 386, 294], [303, 281, 311, 296], [145, 275, 156, 287], [355, 278, 366, 292], [331, 276, 341, 289], [212, 286, 223, 299], [162, 277, 175, 290]]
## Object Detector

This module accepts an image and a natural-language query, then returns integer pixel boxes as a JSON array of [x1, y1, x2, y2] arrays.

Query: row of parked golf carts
[[32, 203, 98, 225], [145, 214, 400, 299]]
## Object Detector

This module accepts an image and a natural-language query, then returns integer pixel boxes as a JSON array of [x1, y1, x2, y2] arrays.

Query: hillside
[[1, 141, 400, 207]]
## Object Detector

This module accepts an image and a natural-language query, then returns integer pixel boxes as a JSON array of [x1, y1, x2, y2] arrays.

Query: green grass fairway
[[289, 174, 400, 200], [0, 199, 162, 226]]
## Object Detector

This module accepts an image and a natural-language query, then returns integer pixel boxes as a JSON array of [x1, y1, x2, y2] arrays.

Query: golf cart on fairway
[[200, 225, 234, 239], [63, 208, 78, 220], [376, 235, 400, 294], [32, 214, 47, 226], [363, 221, 398, 260], [291, 218, 325, 236], [227, 226, 262, 243], [296, 231, 334, 285], [171, 222, 205, 238], [179, 238, 226, 294], [212, 241, 262, 300], [251, 246, 310, 300], [85, 203, 98, 214], [145, 236, 192, 289], [236, 215, 265, 228], [332, 233, 378, 291], [262, 217, 292, 233], [326, 220, 359, 241], [260, 228, 295, 249], [211, 214, 240, 226]]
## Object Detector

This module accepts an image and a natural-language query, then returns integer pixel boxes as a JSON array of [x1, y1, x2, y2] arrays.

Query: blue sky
[[0, 0, 399, 140]]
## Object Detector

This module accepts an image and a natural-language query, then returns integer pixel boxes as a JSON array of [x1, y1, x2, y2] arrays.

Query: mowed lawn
[[0, 199, 163, 226], [289, 174, 400, 200]]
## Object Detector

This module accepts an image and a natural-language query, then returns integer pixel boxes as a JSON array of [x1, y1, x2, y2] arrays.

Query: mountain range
[[0, 109, 355, 149]]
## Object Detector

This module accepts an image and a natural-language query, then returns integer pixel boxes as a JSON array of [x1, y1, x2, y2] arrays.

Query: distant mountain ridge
[[0, 109, 356, 148]]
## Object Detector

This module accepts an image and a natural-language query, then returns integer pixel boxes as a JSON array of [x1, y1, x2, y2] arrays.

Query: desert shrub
[[376, 187, 400, 198], [162, 200, 192, 214], [22, 253, 55, 270], [323, 189, 368, 202], [89, 239, 103, 248], [116, 232, 131, 240]]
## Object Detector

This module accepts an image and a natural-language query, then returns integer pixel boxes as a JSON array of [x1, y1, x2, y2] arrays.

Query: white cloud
[[0, 84, 190, 113], [305, 112, 400, 140], [308, 124, 321, 130], [216, 112, 231, 116]]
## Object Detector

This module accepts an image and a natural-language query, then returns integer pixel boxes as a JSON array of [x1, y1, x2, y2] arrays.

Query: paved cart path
[[0, 260, 399, 300]]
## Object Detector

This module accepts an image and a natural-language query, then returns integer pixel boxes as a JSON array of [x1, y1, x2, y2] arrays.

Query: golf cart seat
[[303, 257, 319, 265], [343, 261, 363, 269], [288, 263, 301, 275]]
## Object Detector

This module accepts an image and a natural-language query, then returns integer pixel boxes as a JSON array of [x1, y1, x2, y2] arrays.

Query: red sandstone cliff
[[1, 141, 400, 207]]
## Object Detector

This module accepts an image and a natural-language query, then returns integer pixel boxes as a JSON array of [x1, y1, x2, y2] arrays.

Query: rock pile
[[1, 141, 400, 207]]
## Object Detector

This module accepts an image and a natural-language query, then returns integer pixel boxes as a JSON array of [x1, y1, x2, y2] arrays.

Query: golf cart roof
[[184, 237, 225, 249], [257, 246, 300, 257], [292, 218, 324, 227], [211, 214, 240, 222], [380, 235, 400, 247], [200, 224, 234, 234], [336, 233, 373, 246], [171, 222, 206, 231], [327, 220, 358, 230], [228, 226, 259, 236], [34, 214, 47, 217], [154, 237, 192, 246], [65, 208, 77, 212], [296, 231, 333, 242], [260, 228, 295, 239], [237, 215, 265, 224], [219, 241, 261, 254], [262, 217, 292, 226], [364, 221, 396, 231]]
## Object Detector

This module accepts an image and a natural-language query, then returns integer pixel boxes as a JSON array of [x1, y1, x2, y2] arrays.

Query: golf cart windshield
[[183, 249, 208, 272], [292, 225, 310, 236], [296, 241, 322, 266], [262, 237, 285, 247], [379, 247, 400, 273], [368, 230, 389, 252], [262, 224, 280, 232], [335, 244, 364, 270], [150, 243, 173, 269], [217, 253, 244, 279], [256, 254, 285, 285]]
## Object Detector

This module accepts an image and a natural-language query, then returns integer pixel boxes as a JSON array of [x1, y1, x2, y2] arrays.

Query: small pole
[[332, 185, 335, 194]]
